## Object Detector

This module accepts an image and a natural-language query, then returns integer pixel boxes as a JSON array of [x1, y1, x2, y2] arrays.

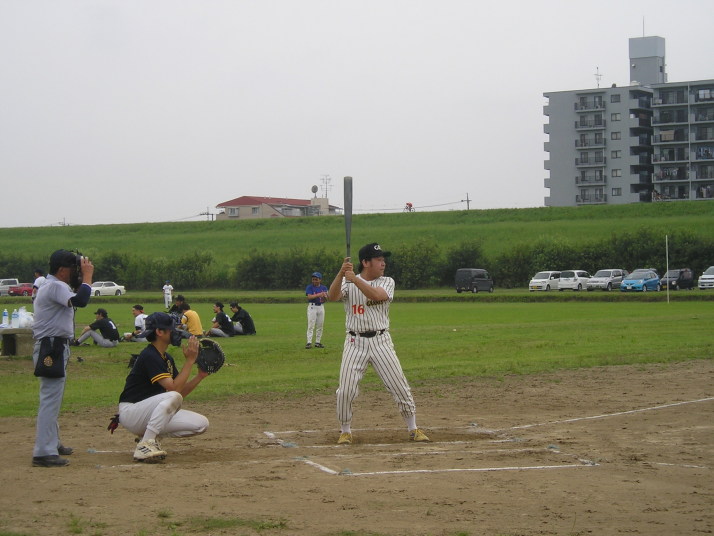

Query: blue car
[[620, 269, 660, 292]]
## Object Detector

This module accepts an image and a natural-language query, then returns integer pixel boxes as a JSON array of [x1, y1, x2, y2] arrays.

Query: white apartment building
[[543, 36, 714, 206]]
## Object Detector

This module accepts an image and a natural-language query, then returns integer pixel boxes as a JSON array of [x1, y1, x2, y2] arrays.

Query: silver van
[[528, 271, 560, 291], [455, 268, 494, 293], [586, 269, 629, 291]]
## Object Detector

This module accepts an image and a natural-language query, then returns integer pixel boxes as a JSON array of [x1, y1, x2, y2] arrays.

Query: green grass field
[[2, 298, 711, 418]]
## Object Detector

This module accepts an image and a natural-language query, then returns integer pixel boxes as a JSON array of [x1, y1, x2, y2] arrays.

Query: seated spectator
[[177, 302, 203, 339], [204, 302, 234, 338], [124, 305, 148, 342], [74, 308, 121, 348], [167, 294, 186, 324], [230, 302, 256, 335]]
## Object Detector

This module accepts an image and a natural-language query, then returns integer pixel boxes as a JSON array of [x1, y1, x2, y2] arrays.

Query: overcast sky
[[1, 0, 712, 228]]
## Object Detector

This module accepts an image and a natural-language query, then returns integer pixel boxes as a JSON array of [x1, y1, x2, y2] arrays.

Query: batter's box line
[[298, 457, 598, 477], [262, 431, 507, 450], [507, 396, 714, 431]]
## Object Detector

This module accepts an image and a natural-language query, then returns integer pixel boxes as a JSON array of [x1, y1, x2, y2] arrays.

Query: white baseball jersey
[[340, 275, 393, 332]]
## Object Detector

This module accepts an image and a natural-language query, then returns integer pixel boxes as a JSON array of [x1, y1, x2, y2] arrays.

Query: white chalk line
[[509, 397, 714, 430], [300, 458, 596, 477]]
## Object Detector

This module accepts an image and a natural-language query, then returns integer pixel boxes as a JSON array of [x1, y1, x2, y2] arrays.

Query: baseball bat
[[344, 176, 353, 259]]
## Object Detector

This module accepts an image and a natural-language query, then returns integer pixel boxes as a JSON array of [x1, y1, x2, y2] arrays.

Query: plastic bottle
[[2, 309, 8, 326], [11, 309, 19, 328]]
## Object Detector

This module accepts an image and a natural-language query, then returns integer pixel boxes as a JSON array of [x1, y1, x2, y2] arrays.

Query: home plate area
[[261, 425, 597, 476]]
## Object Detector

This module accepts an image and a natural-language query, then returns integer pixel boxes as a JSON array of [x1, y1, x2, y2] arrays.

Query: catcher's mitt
[[196, 338, 225, 374]]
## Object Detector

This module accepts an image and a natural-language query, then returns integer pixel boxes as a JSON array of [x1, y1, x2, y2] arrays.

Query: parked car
[[559, 270, 591, 291], [659, 268, 695, 290], [0, 278, 20, 296], [698, 266, 714, 290], [91, 281, 126, 296], [8, 283, 34, 296], [455, 268, 494, 293], [528, 271, 560, 291], [620, 269, 660, 292], [586, 269, 629, 291]]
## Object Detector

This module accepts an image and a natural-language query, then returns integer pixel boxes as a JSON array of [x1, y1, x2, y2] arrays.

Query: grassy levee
[[1, 297, 712, 418], [1, 201, 712, 274]]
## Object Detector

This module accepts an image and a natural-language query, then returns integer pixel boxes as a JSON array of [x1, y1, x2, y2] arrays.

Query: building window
[[612, 188, 622, 196], [251, 207, 259, 215], [228, 208, 237, 216], [611, 94, 621, 103], [611, 113, 621, 121], [612, 150, 621, 159], [611, 132, 621, 140], [612, 169, 622, 177]]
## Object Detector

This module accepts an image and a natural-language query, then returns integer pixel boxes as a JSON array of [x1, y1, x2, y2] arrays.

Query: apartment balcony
[[575, 175, 606, 185], [575, 139, 606, 148], [694, 132, 714, 142], [629, 116, 652, 128], [694, 111, 714, 123], [576, 194, 608, 204], [629, 97, 651, 110], [575, 119, 606, 130], [652, 116, 689, 126], [575, 157, 607, 167], [655, 168, 688, 181], [653, 96, 688, 106], [692, 166, 714, 180], [695, 147, 714, 161], [574, 102, 605, 112], [653, 133, 689, 144], [635, 171, 651, 184], [653, 152, 689, 163]]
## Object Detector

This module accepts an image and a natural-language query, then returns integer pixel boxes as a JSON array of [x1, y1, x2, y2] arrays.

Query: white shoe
[[133, 439, 167, 463]]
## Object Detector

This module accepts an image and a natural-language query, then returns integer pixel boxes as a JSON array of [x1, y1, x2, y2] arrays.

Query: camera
[[68, 250, 84, 291]]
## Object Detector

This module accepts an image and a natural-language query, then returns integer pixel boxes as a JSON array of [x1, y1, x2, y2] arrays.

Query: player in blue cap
[[305, 271, 328, 349]]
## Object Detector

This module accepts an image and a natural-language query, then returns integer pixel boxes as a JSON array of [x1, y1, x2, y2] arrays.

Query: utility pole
[[199, 207, 215, 221], [461, 193, 471, 210]]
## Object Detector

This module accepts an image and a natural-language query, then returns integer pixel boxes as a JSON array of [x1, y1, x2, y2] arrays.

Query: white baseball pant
[[336, 331, 416, 426], [306, 304, 325, 343], [118, 391, 208, 440]]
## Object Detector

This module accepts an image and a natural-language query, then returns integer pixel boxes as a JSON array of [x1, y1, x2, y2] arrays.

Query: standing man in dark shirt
[[74, 308, 120, 347], [32, 249, 94, 467]]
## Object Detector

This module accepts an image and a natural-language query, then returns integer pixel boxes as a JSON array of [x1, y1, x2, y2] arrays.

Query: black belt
[[309, 303, 322, 306], [349, 330, 386, 338]]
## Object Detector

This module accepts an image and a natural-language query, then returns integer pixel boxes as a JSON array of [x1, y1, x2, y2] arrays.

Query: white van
[[698, 266, 714, 290], [528, 271, 560, 291], [0, 278, 20, 296]]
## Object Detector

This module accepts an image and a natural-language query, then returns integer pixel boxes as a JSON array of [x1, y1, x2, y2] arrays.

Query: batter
[[327, 242, 430, 445]]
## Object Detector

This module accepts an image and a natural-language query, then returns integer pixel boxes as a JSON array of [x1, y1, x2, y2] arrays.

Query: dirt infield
[[1, 360, 712, 536]]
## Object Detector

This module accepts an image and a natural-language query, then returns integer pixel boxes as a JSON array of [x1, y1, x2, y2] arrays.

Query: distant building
[[215, 196, 340, 220], [543, 36, 714, 206]]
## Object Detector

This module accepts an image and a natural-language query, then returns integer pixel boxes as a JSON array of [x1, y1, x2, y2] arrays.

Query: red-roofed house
[[216, 196, 340, 220]]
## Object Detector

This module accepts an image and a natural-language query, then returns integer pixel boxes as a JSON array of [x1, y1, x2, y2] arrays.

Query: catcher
[[110, 312, 225, 462]]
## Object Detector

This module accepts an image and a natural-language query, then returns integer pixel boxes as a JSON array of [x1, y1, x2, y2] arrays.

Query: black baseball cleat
[[58, 445, 74, 455], [32, 455, 70, 467], [314, 342, 325, 348], [304, 343, 312, 349]]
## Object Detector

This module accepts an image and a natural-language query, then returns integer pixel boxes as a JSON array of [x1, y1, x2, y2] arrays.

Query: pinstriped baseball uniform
[[336, 274, 416, 426]]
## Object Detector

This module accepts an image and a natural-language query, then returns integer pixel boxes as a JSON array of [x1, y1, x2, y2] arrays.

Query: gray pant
[[32, 338, 70, 457], [77, 330, 119, 347]]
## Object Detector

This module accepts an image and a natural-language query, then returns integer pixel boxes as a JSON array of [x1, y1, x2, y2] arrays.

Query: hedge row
[[1, 229, 712, 290]]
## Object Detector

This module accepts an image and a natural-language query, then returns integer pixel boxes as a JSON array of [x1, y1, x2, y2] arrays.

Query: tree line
[[1, 229, 712, 290]]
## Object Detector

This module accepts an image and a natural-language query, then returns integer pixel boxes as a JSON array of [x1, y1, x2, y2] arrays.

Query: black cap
[[138, 312, 175, 339], [49, 249, 78, 273], [132, 304, 144, 311], [94, 308, 108, 316], [359, 243, 391, 263]]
